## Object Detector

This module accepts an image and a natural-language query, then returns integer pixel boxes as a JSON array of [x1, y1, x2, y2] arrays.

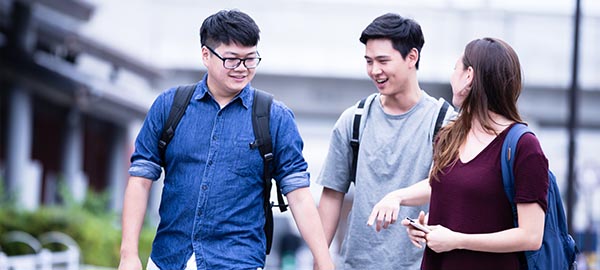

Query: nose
[[233, 63, 247, 71], [370, 63, 382, 76]]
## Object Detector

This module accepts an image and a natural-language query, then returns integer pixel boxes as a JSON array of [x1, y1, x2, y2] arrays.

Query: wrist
[[391, 189, 405, 205], [454, 231, 466, 250], [120, 246, 139, 258]]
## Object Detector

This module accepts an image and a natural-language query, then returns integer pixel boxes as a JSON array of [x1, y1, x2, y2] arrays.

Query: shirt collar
[[195, 73, 253, 110]]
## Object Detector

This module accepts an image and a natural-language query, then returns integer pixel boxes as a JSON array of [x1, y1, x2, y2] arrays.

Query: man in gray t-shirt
[[316, 13, 456, 269]]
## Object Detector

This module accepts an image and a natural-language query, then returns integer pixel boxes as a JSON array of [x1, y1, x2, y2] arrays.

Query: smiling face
[[364, 38, 417, 96], [202, 42, 259, 99]]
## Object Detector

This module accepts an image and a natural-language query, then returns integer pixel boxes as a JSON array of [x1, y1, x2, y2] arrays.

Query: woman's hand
[[402, 211, 429, 248], [425, 225, 462, 253]]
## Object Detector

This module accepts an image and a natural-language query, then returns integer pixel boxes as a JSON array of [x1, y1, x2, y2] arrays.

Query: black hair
[[199, 9, 260, 48], [359, 13, 425, 69]]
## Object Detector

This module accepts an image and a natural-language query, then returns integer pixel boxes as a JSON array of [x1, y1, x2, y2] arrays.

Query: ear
[[407, 48, 419, 68], [464, 66, 474, 88], [201, 46, 210, 66]]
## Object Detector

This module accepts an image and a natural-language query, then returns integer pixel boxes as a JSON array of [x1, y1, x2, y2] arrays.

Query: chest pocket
[[231, 136, 263, 178]]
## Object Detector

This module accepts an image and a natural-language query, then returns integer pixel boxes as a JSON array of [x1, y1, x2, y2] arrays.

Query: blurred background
[[0, 0, 599, 269]]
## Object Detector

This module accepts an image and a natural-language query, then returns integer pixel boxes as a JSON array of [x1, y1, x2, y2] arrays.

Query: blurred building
[[1, 0, 600, 268], [0, 0, 161, 211]]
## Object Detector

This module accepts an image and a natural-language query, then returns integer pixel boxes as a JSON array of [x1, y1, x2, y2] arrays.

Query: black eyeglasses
[[204, 45, 261, 69]]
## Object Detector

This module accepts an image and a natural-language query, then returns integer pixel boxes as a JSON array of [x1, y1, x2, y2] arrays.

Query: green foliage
[[0, 188, 155, 268]]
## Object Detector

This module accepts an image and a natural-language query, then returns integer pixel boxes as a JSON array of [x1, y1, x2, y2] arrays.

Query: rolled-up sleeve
[[279, 171, 310, 195], [129, 159, 163, 181], [128, 88, 174, 181], [271, 102, 310, 195]]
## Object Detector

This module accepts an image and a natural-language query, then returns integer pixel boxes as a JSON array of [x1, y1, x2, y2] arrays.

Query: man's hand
[[367, 191, 402, 231], [118, 255, 142, 270]]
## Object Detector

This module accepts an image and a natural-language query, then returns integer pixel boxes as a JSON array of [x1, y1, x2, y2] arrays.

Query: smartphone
[[405, 217, 431, 233]]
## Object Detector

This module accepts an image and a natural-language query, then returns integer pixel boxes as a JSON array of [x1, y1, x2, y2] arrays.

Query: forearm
[[454, 227, 539, 253], [393, 178, 431, 206], [120, 176, 153, 257], [317, 187, 344, 246], [429, 203, 544, 253], [287, 187, 334, 270]]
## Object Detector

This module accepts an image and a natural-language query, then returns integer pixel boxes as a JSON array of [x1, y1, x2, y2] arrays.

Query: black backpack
[[349, 95, 450, 182], [157, 84, 286, 255]]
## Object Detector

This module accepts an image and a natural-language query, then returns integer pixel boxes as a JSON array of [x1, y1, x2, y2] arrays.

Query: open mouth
[[376, 78, 388, 84], [230, 74, 247, 80]]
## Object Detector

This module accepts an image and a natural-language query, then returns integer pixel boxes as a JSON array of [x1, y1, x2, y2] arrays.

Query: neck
[[380, 81, 422, 115], [206, 78, 240, 108]]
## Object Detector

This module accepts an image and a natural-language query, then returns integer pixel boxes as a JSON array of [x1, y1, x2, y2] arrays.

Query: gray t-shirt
[[317, 91, 456, 270]]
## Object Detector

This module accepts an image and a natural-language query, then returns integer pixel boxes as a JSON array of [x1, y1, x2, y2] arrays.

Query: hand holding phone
[[405, 217, 430, 233]]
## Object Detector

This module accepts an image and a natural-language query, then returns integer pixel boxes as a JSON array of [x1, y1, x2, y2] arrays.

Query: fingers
[[410, 237, 423, 249], [366, 209, 385, 231], [406, 227, 426, 249], [367, 209, 378, 227], [401, 218, 410, 226], [367, 209, 398, 232], [418, 210, 426, 224], [380, 214, 390, 230]]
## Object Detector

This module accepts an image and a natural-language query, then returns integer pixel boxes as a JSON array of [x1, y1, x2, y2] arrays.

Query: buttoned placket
[[191, 104, 225, 270]]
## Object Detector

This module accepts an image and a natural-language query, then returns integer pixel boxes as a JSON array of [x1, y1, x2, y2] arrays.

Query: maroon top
[[422, 124, 549, 270]]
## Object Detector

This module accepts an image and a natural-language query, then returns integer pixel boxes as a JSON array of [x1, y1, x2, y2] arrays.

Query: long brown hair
[[430, 37, 524, 181]]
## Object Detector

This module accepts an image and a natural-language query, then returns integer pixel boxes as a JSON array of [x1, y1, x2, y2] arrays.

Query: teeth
[[376, 79, 387, 83]]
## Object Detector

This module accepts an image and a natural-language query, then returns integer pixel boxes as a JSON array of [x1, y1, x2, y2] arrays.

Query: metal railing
[[0, 231, 80, 270]]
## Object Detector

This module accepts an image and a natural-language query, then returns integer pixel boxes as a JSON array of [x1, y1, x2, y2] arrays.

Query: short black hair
[[199, 9, 260, 48], [359, 13, 425, 69]]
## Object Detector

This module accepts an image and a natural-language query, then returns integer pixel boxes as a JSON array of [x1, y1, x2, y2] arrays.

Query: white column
[[108, 127, 127, 212], [6, 87, 41, 210], [62, 109, 87, 202]]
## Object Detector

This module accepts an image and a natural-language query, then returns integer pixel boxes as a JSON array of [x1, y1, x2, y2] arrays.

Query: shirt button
[[208, 160, 213, 166], [202, 185, 208, 190], [197, 209, 202, 216], [212, 135, 217, 140]]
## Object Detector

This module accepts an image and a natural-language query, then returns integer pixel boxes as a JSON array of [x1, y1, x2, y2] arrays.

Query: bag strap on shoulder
[[251, 89, 286, 255], [158, 84, 196, 162], [350, 94, 377, 183], [500, 123, 532, 226], [433, 100, 450, 142], [252, 90, 285, 209]]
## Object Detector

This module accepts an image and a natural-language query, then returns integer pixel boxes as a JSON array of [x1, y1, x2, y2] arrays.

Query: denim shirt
[[129, 76, 310, 269]]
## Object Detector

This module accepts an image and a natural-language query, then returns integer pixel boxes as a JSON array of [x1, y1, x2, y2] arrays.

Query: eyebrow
[[364, 55, 391, 60], [221, 50, 259, 58]]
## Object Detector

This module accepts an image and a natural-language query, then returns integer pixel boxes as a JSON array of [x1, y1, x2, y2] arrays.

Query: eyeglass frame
[[204, 45, 262, 69]]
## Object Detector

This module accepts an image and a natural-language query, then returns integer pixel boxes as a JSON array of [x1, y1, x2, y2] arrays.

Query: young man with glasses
[[118, 9, 334, 270], [316, 13, 456, 269]]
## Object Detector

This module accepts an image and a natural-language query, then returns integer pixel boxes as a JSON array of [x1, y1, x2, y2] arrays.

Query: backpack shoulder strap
[[350, 93, 377, 183], [251, 89, 281, 255], [252, 89, 274, 166], [433, 99, 450, 142], [158, 84, 196, 161], [500, 123, 533, 225], [252, 90, 286, 210]]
